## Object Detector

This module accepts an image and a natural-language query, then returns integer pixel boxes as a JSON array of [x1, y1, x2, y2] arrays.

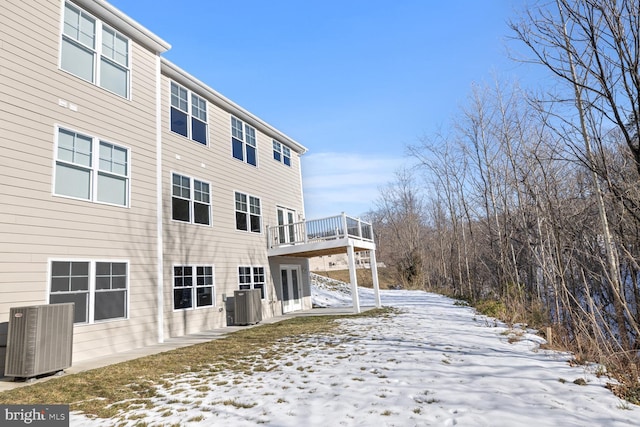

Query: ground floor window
[[173, 265, 215, 310], [49, 260, 128, 324], [238, 266, 265, 299]]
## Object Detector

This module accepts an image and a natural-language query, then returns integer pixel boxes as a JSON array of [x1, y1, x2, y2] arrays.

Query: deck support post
[[370, 250, 381, 308], [347, 243, 361, 314]]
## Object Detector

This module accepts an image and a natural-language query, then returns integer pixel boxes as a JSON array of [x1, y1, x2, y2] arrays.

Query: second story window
[[235, 192, 261, 233], [272, 141, 291, 166], [54, 127, 129, 207], [170, 82, 208, 145], [61, 2, 130, 98], [172, 173, 211, 225], [231, 117, 257, 166]]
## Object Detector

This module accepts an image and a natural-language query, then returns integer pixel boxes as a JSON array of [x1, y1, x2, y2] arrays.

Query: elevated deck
[[267, 213, 381, 313], [267, 213, 376, 258]]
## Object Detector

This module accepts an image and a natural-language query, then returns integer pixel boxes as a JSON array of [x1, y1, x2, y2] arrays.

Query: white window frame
[[234, 191, 262, 233], [53, 125, 130, 207], [231, 116, 257, 166], [171, 172, 211, 226], [272, 140, 291, 166], [170, 81, 208, 145], [60, 1, 131, 98], [48, 259, 129, 324], [172, 264, 216, 311], [238, 265, 266, 299]]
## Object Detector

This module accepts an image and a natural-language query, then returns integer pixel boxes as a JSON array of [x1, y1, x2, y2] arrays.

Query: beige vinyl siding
[[160, 71, 306, 335], [2, 0, 309, 358], [0, 0, 161, 360]]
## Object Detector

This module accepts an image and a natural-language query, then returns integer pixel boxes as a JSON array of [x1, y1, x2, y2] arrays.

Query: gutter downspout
[[155, 54, 164, 343]]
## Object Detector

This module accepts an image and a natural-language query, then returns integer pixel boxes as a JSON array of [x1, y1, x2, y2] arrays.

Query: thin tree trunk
[[556, 0, 631, 350]]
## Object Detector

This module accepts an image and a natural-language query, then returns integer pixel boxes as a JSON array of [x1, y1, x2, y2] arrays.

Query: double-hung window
[[61, 2, 130, 98], [55, 127, 129, 206], [272, 141, 291, 166], [172, 173, 211, 225], [173, 265, 215, 310], [170, 82, 208, 145], [235, 192, 261, 233], [50, 260, 128, 324], [239, 266, 265, 299], [231, 117, 257, 166], [94, 262, 127, 321]]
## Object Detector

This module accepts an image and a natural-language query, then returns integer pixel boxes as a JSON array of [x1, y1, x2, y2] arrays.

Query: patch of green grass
[[126, 413, 146, 421], [215, 399, 257, 409], [0, 308, 395, 420], [475, 299, 507, 319]]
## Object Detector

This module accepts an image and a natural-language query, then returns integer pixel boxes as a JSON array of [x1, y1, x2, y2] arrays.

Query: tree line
[[367, 0, 640, 399]]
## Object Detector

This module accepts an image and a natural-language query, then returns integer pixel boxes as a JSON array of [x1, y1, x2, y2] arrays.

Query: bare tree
[[369, 169, 427, 289], [369, 1, 640, 397], [511, 0, 640, 352]]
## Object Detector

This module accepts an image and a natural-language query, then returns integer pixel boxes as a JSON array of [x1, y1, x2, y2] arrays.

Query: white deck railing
[[267, 213, 374, 249]]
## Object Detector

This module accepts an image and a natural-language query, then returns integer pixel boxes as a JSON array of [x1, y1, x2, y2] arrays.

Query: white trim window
[[170, 82, 208, 145], [231, 116, 257, 166], [61, 2, 130, 98], [173, 265, 215, 310], [235, 191, 261, 233], [54, 127, 129, 206], [49, 260, 128, 324], [171, 173, 211, 225], [238, 266, 265, 299], [272, 140, 291, 166]]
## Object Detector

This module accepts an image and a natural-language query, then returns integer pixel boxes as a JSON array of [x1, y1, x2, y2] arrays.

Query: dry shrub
[[540, 324, 640, 405], [604, 354, 640, 405], [474, 299, 508, 320]]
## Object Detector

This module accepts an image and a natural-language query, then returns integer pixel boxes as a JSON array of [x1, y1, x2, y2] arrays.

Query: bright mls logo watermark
[[1, 405, 69, 426]]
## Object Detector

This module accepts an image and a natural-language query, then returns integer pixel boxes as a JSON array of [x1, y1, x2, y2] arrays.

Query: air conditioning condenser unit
[[233, 289, 262, 325], [4, 303, 74, 379]]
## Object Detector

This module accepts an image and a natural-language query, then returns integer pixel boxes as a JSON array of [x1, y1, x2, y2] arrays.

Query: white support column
[[370, 250, 381, 308], [347, 244, 361, 314]]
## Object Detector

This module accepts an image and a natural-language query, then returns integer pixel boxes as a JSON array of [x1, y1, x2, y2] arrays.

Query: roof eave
[[161, 58, 308, 155], [71, 0, 171, 53]]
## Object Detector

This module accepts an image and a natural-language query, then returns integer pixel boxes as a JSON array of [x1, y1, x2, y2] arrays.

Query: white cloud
[[300, 152, 405, 219]]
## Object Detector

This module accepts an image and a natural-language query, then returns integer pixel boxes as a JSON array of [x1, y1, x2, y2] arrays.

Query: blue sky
[[108, 0, 530, 219]]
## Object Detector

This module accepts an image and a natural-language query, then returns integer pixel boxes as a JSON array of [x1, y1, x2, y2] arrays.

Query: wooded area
[[367, 0, 640, 400]]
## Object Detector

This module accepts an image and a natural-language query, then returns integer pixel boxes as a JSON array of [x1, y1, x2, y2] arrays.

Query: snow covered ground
[[71, 277, 637, 426]]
